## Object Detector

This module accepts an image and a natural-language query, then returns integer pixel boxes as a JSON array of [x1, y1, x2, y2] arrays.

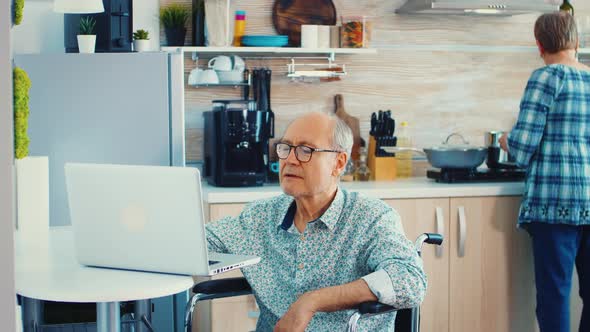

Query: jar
[[340, 16, 371, 48]]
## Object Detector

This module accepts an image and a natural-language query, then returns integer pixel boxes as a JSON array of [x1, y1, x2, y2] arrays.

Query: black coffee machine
[[203, 100, 274, 187]]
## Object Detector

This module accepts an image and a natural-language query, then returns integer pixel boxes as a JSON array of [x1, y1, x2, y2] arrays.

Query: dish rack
[[286, 57, 347, 79]]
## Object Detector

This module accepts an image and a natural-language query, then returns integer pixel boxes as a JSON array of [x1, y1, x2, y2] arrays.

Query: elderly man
[[206, 112, 426, 331]]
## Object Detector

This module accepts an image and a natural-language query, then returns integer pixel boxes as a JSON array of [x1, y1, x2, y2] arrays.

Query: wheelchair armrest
[[192, 277, 252, 295], [357, 301, 398, 315]]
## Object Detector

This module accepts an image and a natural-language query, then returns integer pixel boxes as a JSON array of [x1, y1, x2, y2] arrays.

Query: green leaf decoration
[[13, 67, 31, 159]]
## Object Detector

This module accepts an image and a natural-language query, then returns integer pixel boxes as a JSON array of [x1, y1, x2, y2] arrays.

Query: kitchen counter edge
[[202, 178, 524, 204]]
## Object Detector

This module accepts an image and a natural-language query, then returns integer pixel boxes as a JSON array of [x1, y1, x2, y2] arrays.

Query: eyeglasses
[[275, 142, 342, 163]]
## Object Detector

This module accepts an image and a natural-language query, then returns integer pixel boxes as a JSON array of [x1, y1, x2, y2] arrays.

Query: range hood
[[396, 0, 559, 15]]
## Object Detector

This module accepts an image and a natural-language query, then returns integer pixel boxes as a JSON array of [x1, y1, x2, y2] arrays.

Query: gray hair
[[332, 115, 354, 159]]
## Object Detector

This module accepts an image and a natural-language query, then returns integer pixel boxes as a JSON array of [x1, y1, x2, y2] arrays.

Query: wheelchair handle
[[415, 233, 444, 256]]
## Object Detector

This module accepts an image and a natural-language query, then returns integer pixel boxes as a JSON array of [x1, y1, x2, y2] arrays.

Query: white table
[[15, 227, 195, 332]]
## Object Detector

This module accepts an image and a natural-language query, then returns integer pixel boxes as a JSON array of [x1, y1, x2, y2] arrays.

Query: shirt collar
[[277, 188, 345, 232]]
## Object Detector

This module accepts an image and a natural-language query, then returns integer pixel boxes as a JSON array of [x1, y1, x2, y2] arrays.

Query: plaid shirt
[[508, 64, 590, 226]]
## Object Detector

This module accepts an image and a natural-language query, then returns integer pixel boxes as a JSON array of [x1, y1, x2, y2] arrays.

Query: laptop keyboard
[[208, 260, 220, 265]]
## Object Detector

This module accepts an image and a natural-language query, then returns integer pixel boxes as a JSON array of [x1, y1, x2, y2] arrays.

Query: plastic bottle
[[396, 121, 413, 178], [232, 10, 246, 46]]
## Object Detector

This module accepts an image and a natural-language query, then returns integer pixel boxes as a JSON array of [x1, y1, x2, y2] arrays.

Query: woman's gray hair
[[332, 116, 354, 159]]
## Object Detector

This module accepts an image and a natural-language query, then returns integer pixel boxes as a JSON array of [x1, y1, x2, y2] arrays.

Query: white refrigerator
[[14, 52, 188, 331]]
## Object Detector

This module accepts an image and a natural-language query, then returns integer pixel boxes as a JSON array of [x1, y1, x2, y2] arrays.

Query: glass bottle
[[341, 159, 355, 182], [560, 0, 574, 16], [354, 148, 371, 181], [192, 0, 206, 46], [396, 121, 413, 178]]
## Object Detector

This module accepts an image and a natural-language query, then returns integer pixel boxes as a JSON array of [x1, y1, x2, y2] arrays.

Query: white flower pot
[[133, 39, 150, 52], [15, 156, 49, 248], [77, 34, 96, 53]]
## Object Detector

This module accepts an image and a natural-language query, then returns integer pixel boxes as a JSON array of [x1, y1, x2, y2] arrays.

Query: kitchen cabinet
[[194, 203, 254, 332], [384, 198, 450, 332], [199, 196, 583, 332], [448, 197, 536, 332], [387, 196, 537, 332]]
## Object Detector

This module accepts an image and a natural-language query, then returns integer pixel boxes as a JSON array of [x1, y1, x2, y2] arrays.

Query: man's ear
[[332, 152, 348, 176]]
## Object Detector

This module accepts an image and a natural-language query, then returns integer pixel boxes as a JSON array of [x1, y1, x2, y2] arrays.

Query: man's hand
[[499, 132, 509, 152], [274, 293, 317, 332]]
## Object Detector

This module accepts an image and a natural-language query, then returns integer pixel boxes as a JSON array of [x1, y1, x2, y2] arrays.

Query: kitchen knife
[[370, 112, 377, 136]]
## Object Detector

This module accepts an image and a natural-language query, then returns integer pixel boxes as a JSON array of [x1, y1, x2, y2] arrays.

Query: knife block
[[367, 136, 397, 181]]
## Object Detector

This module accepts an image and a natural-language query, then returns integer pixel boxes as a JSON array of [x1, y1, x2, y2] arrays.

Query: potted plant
[[13, 67, 50, 239], [133, 29, 150, 52], [77, 16, 97, 53], [160, 4, 190, 46]]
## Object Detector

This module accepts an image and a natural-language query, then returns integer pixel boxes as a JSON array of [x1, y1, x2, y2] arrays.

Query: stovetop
[[427, 168, 526, 183]]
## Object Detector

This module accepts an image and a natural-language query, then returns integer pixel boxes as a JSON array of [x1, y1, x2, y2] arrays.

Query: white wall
[[12, 0, 160, 54], [1, 0, 17, 329], [11, 0, 63, 54], [133, 0, 160, 51]]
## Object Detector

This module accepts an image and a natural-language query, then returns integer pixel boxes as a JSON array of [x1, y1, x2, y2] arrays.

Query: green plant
[[79, 16, 96, 35], [13, 67, 31, 160], [159, 4, 190, 29], [133, 29, 150, 40], [13, 0, 24, 25]]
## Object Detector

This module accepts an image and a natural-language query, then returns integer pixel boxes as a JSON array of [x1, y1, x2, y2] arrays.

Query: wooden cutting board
[[334, 94, 361, 162], [272, 0, 337, 47]]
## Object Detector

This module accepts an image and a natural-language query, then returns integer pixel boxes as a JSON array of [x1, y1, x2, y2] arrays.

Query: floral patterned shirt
[[206, 188, 427, 331]]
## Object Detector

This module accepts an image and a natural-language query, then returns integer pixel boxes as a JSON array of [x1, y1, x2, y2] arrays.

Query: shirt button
[[300, 235, 305, 241], [298, 263, 304, 270]]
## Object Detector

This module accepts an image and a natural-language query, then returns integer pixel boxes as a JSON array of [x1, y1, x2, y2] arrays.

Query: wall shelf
[[188, 82, 249, 88], [161, 46, 377, 58]]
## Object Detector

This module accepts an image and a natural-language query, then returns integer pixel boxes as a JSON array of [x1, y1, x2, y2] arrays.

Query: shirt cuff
[[361, 269, 396, 305]]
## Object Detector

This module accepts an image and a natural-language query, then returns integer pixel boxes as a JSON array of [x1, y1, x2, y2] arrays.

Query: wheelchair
[[185, 233, 443, 332]]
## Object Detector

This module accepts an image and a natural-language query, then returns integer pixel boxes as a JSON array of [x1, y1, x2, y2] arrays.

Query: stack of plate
[[241, 35, 289, 47]]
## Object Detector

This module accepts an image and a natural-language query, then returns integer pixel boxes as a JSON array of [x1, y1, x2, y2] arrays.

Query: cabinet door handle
[[435, 207, 444, 258], [458, 206, 467, 257]]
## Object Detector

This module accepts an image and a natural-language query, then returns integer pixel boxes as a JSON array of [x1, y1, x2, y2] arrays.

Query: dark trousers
[[526, 223, 590, 332]]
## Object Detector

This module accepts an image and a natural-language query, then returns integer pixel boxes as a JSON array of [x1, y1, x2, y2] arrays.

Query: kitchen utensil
[[272, 0, 337, 47], [216, 70, 244, 84], [383, 133, 487, 169], [242, 69, 250, 99], [334, 94, 361, 161], [208, 56, 233, 71], [485, 131, 518, 169], [189, 69, 219, 85]]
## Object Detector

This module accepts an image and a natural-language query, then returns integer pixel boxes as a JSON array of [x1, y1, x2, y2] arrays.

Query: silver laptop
[[64, 162, 260, 276]]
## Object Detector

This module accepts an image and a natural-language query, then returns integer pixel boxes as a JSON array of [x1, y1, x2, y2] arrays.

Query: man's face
[[278, 115, 345, 198]]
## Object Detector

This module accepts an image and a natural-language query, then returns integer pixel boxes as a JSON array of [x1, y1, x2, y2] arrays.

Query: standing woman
[[499, 12, 590, 332]]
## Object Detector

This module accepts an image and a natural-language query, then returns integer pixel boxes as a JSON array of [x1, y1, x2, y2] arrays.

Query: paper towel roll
[[301, 25, 318, 48], [317, 26, 331, 48]]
